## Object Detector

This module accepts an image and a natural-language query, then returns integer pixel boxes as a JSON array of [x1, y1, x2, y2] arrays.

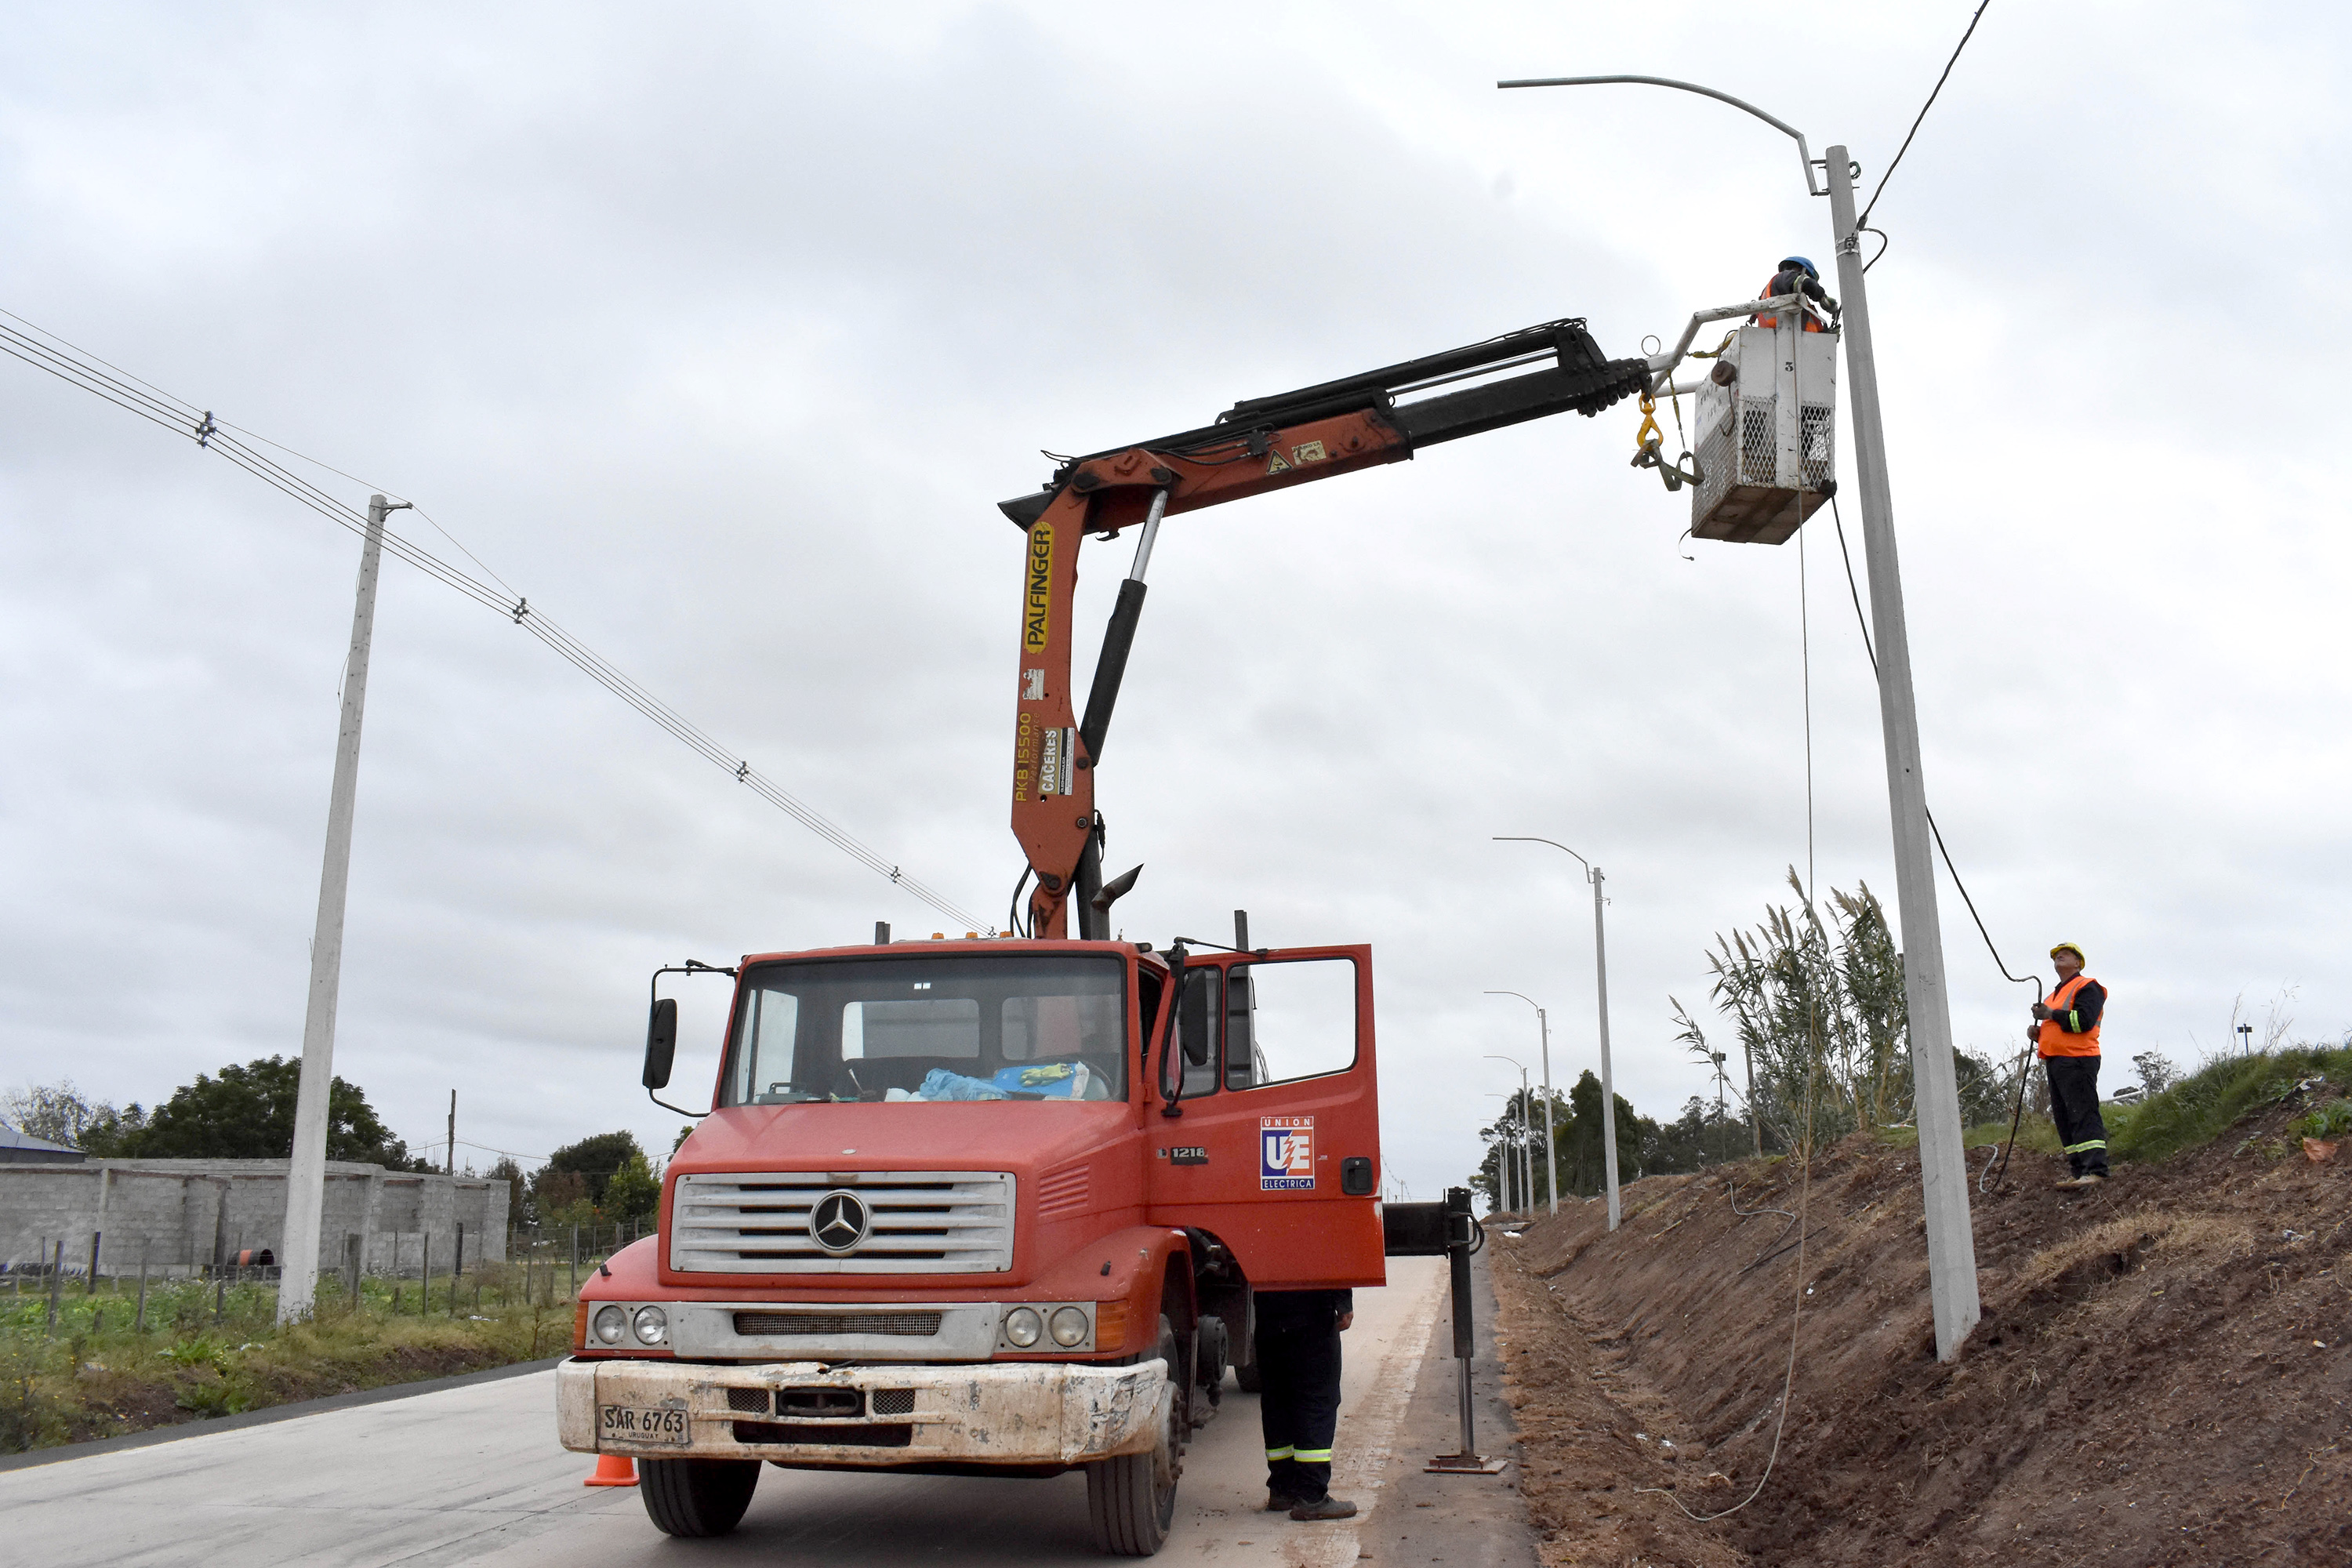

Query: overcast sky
[[4, 2, 2347, 1203]]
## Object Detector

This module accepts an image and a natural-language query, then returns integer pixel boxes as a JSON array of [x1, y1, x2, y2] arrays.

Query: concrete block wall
[[0, 1160, 509, 1277]]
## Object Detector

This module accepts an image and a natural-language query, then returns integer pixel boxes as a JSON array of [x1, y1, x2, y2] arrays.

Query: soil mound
[[1490, 1106, 2350, 1566]]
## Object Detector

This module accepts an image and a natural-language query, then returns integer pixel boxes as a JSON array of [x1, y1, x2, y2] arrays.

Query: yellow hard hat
[[2049, 942, 2086, 964]]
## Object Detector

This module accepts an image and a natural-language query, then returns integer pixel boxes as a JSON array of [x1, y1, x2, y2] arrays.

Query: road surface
[[0, 1255, 1518, 1566]]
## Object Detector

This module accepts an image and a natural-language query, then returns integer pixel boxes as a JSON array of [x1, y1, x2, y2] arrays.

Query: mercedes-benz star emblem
[[808, 1190, 872, 1254]]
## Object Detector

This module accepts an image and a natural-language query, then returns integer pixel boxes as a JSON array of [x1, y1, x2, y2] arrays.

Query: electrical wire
[[0, 310, 988, 934], [1857, 2, 1994, 232]]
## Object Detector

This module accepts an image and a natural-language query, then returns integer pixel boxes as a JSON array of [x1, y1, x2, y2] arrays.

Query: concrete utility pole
[[279, 494, 402, 1325], [445, 1090, 457, 1177], [1485, 991, 1556, 1215], [1495, 838, 1621, 1231], [1823, 147, 1979, 1359], [1495, 76, 1982, 1360]]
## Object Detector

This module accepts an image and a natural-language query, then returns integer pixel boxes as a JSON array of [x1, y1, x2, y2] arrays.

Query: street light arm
[[1495, 835, 1593, 882], [1483, 988, 1542, 1013], [1497, 74, 1823, 196]]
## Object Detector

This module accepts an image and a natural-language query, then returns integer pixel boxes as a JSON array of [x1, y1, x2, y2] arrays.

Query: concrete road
[[1, 1257, 1451, 1566]]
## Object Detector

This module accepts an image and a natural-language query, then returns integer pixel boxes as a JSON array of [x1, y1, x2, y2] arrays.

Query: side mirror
[[644, 996, 678, 1090]]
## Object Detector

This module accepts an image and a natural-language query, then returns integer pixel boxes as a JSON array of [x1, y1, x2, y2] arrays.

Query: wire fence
[[1, 1218, 658, 1338]]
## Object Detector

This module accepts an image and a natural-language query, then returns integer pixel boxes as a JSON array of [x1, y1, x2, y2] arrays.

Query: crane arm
[[1003, 317, 1650, 938]]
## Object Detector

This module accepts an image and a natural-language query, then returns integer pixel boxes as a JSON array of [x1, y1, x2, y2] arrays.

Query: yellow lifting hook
[[1629, 393, 1704, 494]]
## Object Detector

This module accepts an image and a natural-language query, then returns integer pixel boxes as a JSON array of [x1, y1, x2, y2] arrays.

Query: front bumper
[[556, 1356, 1171, 1468]]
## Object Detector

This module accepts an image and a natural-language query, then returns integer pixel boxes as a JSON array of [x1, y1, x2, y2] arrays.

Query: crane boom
[[1003, 316, 1650, 938]]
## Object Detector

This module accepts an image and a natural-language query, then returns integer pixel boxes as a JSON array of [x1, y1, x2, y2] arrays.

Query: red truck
[[556, 317, 1650, 1553]]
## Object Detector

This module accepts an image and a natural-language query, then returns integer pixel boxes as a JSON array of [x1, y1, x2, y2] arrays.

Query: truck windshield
[[720, 953, 1128, 1106]]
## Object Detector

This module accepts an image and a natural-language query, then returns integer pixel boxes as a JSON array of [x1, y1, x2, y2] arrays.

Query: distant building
[[0, 1118, 86, 1165]]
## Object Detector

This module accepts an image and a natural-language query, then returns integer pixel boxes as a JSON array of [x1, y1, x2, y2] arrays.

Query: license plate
[[600, 1402, 690, 1446]]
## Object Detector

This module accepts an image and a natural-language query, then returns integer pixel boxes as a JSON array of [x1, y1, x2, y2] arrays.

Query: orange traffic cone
[[583, 1454, 640, 1488]]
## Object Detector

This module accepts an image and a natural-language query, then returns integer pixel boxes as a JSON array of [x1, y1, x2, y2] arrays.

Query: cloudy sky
[[4, 2, 2346, 1203]]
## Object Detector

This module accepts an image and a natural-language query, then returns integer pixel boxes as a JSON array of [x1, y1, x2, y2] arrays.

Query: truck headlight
[[1049, 1306, 1090, 1347], [632, 1305, 669, 1346], [593, 1305, 627, 1345], [1004, 1307, 1043, 1347]]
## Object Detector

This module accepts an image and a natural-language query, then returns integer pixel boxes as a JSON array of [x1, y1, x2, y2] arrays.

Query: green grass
[[0, 1254, 598, 1454], [2106, 1045, 2352, 1163]]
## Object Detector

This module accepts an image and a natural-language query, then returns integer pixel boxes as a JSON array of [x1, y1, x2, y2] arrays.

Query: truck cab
[[557, 934, 1383, 1555]]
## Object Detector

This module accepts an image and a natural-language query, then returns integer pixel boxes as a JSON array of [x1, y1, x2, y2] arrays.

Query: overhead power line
[[1858, 2, 1993, 231], [0, 307, 989, 934]]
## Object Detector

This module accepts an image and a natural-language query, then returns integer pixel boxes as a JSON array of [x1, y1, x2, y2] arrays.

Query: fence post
[[47, 1239, 64, 1335], [136, 1246, 150, 1333], [88, 1231, 102, 1294], [570, 1225, 578, 1301], [423, 1231, 433, 1311]]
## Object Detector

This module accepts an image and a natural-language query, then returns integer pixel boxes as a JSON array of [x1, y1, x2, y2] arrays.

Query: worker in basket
[[1256, 1287, 1357, 1521], [1754, 255, 1838, 332], [2031, 942, 2111, 1189]]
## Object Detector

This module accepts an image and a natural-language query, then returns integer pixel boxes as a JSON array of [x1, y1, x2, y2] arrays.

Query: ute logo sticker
[[1024, 522, 1055, 650], [1261, 1116, 1314, 1190]]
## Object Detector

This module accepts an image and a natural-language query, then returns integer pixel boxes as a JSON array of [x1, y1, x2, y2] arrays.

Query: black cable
[[1824, 495, 2038, 997], [1857, 2, 1993, 231]]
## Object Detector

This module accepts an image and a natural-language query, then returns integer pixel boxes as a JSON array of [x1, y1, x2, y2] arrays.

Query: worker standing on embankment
[[2032, 942, 2111, 1189]]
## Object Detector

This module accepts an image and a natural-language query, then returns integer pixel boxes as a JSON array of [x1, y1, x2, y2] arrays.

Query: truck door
[[1143, 945, 1383, 1290]]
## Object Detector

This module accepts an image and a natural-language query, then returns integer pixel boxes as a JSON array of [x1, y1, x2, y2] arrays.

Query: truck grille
[[670, 1171, 1016, 1274], [732, 1311, 944, 1338]]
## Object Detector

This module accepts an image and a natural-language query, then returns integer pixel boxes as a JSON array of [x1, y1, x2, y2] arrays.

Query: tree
[[2, 1081, 146, 1153], [542, 1132, 645, 1207], [604, 1153, 662, 1223], [2132, 1049, 2182, 1097], [82, 1057, 428, 1166], [1557, 1070, 1645, 1197], [1641, 1096, 1758, 1174]]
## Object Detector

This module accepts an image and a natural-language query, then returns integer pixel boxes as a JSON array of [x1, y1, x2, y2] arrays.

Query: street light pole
[[1484, 1057, 1531, 1214], [1485, 992, 1555, 1214], [1495, 76, 1982, 1360], [1496, 838, 1620, 1230]]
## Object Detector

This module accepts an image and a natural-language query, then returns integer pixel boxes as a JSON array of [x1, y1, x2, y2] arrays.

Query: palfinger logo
[[808, 1191, 873, 1254], [1024, 521, 1054, 650]]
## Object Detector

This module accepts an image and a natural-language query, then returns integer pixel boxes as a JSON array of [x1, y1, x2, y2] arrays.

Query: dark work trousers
[[1255, 1297, 1345, 1502], [2045, 1054, 2110, 1176]]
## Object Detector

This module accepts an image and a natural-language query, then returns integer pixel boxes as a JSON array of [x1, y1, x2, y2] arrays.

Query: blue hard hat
[[1780, 256, 1820, 281]]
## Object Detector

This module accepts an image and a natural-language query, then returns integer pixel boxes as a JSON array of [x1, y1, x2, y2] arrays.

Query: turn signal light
[[1094, 1301, 1127, 1351]]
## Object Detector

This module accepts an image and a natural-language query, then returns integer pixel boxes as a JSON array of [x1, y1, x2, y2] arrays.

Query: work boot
[[2054, 1171, 2108, 1190], [1264, 1492, 1301, 1512], [1289, 1495, 1358, 1521]]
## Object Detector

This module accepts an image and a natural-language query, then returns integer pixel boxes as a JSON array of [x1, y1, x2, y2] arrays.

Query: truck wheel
[[638, 1457, 760, 1537], [1085, 1316, 1181, 1555]]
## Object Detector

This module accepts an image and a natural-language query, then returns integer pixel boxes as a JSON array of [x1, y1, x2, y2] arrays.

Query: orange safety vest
[[1754, 275, 1829, 333], [2037, 974, 2103, 1058]]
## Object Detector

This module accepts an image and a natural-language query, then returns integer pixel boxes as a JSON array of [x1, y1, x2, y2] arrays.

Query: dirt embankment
[[1488, 1107, 2351, 1566]]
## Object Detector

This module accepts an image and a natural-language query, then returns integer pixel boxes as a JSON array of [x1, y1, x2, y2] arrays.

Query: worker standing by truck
[[1256, 1288, 1357, 1521], [2031, 942, 2110, 1189]]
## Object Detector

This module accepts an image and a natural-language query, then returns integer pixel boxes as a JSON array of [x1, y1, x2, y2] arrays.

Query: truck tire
[[1085, 1316, 1181, 1555], [638, 1457, 761, 1537]]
